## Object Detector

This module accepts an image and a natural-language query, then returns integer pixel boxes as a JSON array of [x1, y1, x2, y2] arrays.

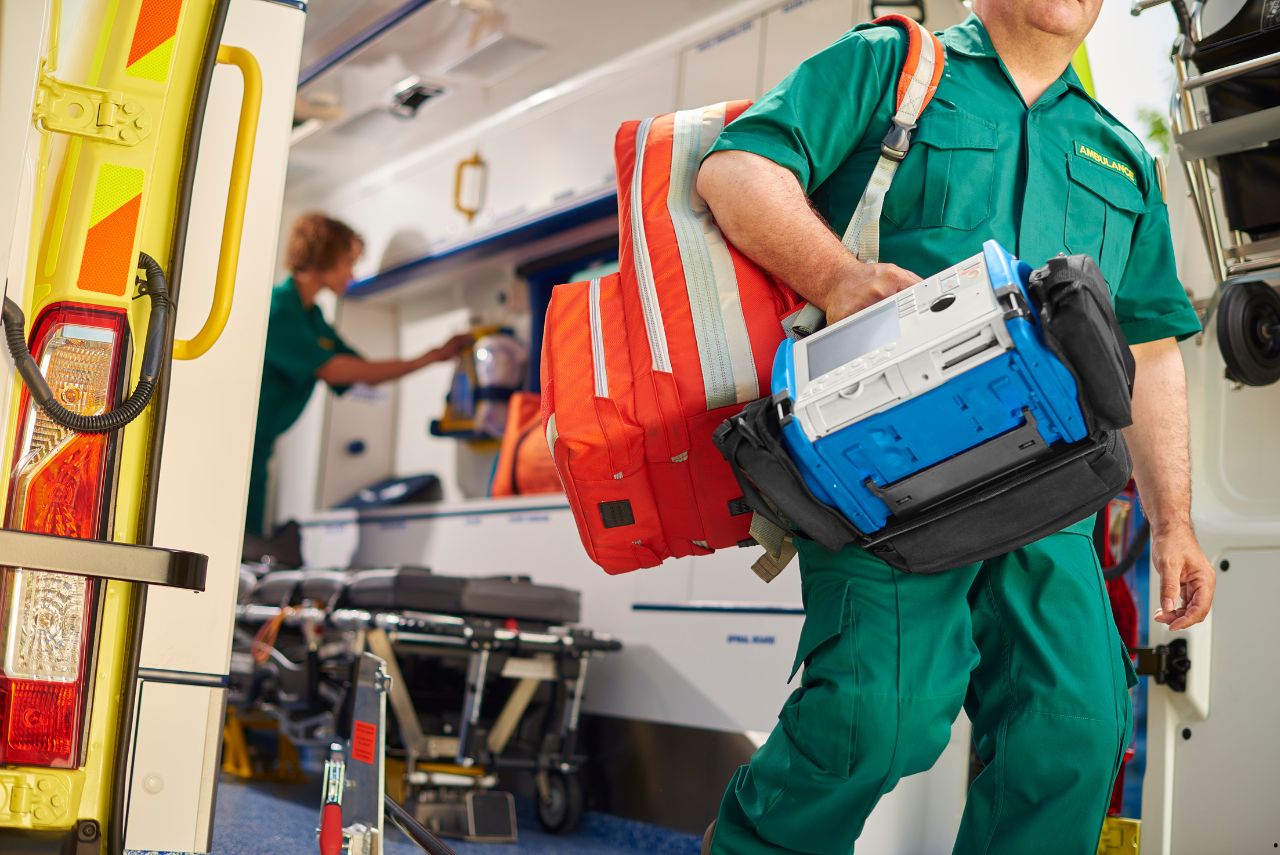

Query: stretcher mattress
[[345, 568, 581, 625], [246, 568, 352, 606]]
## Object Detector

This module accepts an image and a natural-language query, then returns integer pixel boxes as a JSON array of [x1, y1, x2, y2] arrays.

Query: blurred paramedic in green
[[246, 213, 470, 538], [697, 0, 1215, 852]]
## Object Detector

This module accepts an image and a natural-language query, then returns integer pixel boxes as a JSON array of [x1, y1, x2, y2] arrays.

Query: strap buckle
[[880, 117, 916, 163]]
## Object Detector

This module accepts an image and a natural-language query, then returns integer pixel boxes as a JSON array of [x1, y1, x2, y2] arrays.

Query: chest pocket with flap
[[1064, 149, 1146, 291], [882, 104, 998, 232]]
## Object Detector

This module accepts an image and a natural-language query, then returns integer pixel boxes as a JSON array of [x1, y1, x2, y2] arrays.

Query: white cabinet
[[480, 60, 679, 232], [761, 0, 857, 93], [678, 17, 764, 109], [319, 301, 399, 508]]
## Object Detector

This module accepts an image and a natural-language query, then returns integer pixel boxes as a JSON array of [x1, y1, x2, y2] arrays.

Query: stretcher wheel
[[535, 769, 584, 835], [1218, 280, 1280, 387]]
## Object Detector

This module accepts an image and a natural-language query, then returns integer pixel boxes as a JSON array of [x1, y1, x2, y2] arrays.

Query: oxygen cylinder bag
[[714, 253, 1136, 575]]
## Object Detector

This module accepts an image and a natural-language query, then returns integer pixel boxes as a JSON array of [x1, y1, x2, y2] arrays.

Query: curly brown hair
[[285, 213, 363, 274]]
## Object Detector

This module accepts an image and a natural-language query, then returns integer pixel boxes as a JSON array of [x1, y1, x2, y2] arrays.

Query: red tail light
[[0, 303, 127, 768]]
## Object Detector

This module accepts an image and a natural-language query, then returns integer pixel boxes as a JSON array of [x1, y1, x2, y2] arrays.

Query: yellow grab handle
[[453, 153, 487, 223], [173, 45, 262, 361]]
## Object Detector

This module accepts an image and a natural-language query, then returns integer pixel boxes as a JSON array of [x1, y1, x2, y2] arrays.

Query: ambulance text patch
[[1075, 142, 1136, 185]]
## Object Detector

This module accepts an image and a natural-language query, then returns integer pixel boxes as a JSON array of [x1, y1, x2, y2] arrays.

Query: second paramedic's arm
[[1124, 340, 1214, 632], [698, 153, 918, 324], [1115, 189, 1213, 631], [695, 28, 919, 324], [315, 334, 472, 387]]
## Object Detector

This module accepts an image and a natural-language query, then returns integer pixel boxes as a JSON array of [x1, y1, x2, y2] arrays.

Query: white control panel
[[790, 251, 1017, 441]]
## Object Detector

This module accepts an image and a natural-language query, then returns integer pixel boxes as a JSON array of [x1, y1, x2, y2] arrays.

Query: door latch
[[1131, 638, 1190, 692], [34, 68, 151, 145]]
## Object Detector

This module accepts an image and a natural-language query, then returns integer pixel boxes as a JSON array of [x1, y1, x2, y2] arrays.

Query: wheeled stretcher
[[230, 566, 620, 840]]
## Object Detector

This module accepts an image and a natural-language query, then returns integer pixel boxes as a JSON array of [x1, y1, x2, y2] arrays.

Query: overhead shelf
[[348, 191, 618, 297], [297, 0, 442, 88]]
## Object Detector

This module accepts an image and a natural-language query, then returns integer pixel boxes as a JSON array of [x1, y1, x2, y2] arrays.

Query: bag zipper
[[589, 277, 609, 397]]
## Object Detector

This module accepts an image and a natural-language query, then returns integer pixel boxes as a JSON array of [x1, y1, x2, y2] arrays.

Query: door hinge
[[1131, 638, 1190, 692], [33, 68, 151, 145]]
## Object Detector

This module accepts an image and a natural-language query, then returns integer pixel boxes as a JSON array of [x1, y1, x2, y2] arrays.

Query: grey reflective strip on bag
[[631, 117, 673, 372], [669, 104, 761, 409]]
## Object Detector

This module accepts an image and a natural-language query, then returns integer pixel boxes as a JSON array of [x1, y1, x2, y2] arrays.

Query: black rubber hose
[[1103, 518, 1152, 581], [2, 252, 169, 434]]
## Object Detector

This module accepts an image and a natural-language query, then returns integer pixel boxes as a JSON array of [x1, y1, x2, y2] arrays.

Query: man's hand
[[824, 263, 921, 325], [1124, 338, 1214, 631], [1151, 526, 1215, 631]]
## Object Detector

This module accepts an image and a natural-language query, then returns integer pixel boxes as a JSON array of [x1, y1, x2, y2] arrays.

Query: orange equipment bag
[[541, 15, 945, 573], [492, 391, 563, 497]]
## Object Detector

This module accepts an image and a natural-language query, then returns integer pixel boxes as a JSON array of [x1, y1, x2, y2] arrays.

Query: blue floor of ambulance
[[127, 775, 700, 855]]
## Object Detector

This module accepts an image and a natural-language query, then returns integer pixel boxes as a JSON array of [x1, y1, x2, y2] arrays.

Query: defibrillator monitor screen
[[805, 301, 901, 381]]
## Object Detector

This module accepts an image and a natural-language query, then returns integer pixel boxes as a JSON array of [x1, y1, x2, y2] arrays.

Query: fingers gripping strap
[[840, 16, 946, 261]]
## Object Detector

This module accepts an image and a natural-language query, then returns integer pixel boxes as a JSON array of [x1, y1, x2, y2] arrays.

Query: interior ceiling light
[[390, 74, 448, 119], [443, 0, 547, 83]]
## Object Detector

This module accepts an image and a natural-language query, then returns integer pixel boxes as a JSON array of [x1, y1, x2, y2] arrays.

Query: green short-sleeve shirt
[[254, 278, 360, 454], [707, 13, 1202, 347]]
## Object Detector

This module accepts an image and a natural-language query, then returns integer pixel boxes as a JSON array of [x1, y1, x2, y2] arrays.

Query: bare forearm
[[697, 151, 922, 321], [1123, 338, 1192, 534], [317, 350, 444, 387], [697, 151, 858, 306]]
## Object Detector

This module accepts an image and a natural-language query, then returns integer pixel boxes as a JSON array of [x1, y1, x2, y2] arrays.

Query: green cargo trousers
[[711, 531, 1137, 855]]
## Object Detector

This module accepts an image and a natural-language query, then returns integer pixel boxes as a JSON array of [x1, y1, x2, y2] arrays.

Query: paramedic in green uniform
[[697, 1, 1215, 852], [247, 213, 470, 537]]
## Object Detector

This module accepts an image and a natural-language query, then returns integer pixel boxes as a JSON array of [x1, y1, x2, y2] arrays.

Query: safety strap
[[750, 514, 796, 583], [784, 16, 946, 343], [758, 15, 947, 575], [841, 14, 946, 263]]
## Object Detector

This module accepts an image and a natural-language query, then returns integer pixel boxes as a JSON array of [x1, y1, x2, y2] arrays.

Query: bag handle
[[790, 15, 946, 338], [509, 423, 539, 494]]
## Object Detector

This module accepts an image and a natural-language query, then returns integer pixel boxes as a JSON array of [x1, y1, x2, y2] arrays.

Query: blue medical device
[[774, 241, 1090, 535]]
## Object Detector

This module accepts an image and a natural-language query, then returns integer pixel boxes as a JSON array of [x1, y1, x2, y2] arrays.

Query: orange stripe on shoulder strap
[[872, 14, 947, 119]]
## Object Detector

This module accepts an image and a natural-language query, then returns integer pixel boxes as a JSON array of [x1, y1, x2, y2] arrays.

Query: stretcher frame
[[232, 602, 620, 826], [1135, 0, 1280, 291]]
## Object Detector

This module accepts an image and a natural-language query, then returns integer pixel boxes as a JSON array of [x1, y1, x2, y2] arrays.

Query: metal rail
[[0, 528, 206, 590], [1182, 50, 1280, 91]]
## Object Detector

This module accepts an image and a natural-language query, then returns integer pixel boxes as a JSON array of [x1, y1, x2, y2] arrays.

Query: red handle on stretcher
[[319, 802, 343, 855]]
